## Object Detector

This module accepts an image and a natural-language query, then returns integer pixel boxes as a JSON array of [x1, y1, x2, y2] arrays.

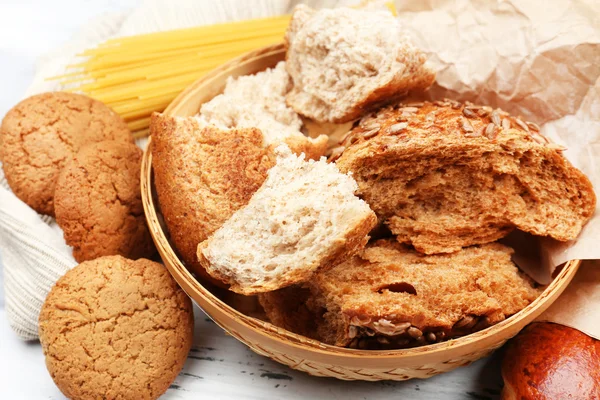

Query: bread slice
[[284, 5, 435, 123], [197, 61, 328, 160], [197, 145, 377, 295], [334, 100, 597, 254], [260, 240, 542, 349], [151, 113, 276, 282]]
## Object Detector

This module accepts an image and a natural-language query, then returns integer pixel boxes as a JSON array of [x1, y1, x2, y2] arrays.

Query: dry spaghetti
[[49, 3, 396, 137]]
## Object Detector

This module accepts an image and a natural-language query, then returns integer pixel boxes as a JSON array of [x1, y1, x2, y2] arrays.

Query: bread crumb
[[197, 61, 326, 156]]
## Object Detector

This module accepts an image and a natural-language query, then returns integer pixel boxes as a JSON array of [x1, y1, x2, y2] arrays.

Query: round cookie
[[39, 256, 194, 400], [54, 140, 155, 262], [0, 92, 132, 215]]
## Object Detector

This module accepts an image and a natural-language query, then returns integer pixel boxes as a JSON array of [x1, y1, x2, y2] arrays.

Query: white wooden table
[[0, 306, 504, 400], [0, 1, 504, 398]]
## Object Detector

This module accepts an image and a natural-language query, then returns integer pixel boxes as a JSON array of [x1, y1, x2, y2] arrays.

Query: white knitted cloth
[[0, 0, 354, 340]]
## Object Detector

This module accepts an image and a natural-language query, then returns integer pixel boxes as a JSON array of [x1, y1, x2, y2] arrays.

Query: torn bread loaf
[[197, 61, 328, 160], [334, 100, 597, 254], [197, 145, 377, 295], [284, 5, 435, 123], [260, 241, 542, 349], [151, 113, 275, 282]]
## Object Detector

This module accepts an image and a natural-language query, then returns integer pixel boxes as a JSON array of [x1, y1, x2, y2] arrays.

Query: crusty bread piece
[[334, 100, 597, 254], [197, 145, 377, 295], [260, 240, 542, 349], [284, 5, 435, 123], [501, 323, 600, 400], [151, 113, 275, 282], [197, 61, 328, 160]]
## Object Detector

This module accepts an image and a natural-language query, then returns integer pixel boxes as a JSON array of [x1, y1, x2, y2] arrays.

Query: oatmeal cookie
[[0, 92, 132, 215], [38, 256, 194, 400], [54, 140, 154, 262]]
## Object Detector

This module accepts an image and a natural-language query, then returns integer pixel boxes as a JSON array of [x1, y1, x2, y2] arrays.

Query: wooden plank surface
[[0, 307, 504, 399]]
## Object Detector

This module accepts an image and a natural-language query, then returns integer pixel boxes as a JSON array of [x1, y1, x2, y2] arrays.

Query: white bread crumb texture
[[202, 144, 372, 291], [196, 61, 310, 146], [285, 5, 430, 120]]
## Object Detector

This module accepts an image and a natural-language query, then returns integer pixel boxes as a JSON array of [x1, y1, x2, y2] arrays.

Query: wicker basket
[[141, 44, 581, 381]]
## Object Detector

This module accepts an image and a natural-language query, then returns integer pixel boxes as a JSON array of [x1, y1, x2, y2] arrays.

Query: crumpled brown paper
[[393, 0, 600, 337]]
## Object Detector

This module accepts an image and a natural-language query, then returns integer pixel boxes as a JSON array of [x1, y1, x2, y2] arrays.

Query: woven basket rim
[[141, 43, 581, 360]]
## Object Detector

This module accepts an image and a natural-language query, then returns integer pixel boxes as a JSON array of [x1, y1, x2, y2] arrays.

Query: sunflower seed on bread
[[259, 241, 542, 349], [335, 100, 596, 254]]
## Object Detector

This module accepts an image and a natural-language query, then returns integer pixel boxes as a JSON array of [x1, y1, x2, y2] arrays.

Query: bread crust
[[261, 240, 542, 349], [335, 100, 596, 253], [283, 134, 328, 161], [151, 113, 275, 283], [257, 286, 320, 339], [501, 322, 600, 400]]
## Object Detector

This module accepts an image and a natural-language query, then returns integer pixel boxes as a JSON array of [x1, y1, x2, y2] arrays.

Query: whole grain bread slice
[[334, 100, 596, 254], [260, 240, 542, 349], [197, 145, 377, 295], [284, 5, 435, 123], [151, 113, 276, 282]]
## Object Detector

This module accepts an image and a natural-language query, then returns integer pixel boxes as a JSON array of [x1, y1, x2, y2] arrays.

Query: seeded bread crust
[[38, 256, 193, 400], [334, 100, 596, 254], [0, 92, 132, 215], [260, 240, 542, 349], [151, 113, 276, 283], [284, 5, 435, 123]]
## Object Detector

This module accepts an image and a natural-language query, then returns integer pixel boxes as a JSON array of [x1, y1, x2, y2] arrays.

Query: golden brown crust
[[282, 134, 329, 161], [150, 113, 275, 283], [38, 256, 194, 400], [501, 322, 600, 400], [0, 92, 132, 215], [54, 141, 155, 262], [335, 100, 596, 253], [314, 240, 541, 347], [335, 72, 435, 124]]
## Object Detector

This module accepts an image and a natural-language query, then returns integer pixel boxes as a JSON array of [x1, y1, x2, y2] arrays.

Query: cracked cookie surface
[[38, 256, 194, 400], [0, 92, 132, 215], [54, 140, 155, 262]]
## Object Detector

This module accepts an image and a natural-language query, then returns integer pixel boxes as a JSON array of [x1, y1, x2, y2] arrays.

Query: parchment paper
[[393, 0, 600, 338]]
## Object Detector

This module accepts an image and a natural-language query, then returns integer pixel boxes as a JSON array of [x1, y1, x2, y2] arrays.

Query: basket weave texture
[[141, 44, 581, 381]]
